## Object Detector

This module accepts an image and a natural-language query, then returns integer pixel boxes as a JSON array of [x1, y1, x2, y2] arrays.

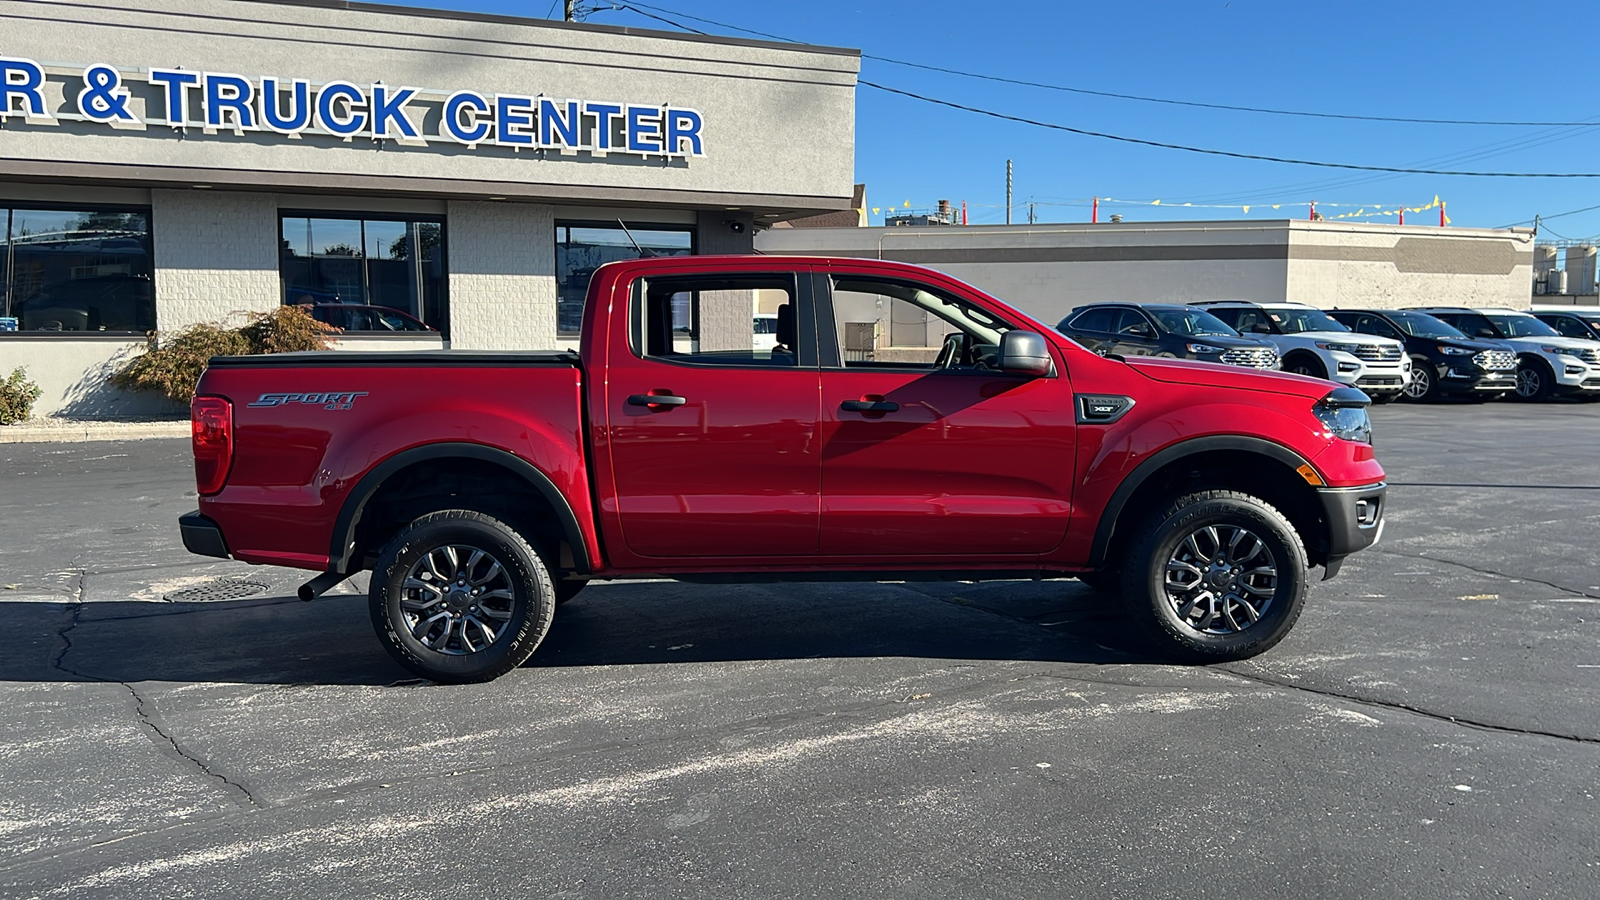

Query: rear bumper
[[179, 510, 231, 560], [1317, 482, 1386, 579]]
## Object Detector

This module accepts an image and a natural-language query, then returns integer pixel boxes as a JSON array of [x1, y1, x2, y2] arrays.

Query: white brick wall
[[447, 201, 557, 350], [151, 189, 279, 330]]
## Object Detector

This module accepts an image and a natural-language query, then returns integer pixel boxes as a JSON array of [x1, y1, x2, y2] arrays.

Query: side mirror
[[999, 330, 1054, 376], [1250, 323, 1272, 334]]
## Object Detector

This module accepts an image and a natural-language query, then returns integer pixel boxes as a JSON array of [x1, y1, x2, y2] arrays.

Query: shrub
[[110, 306, 338, 404], [0, 367, 42, 425]]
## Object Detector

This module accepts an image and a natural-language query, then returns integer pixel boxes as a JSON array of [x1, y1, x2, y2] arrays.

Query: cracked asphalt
[[2, 401, 1598, 899]]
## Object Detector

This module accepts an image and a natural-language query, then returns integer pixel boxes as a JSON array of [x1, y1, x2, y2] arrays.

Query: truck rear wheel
[[1121, 491, 1307, 663], [369, 509, 555, 684]]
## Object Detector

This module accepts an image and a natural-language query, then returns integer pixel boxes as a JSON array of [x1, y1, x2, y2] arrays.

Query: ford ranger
[[180, 255, 1387, 683]]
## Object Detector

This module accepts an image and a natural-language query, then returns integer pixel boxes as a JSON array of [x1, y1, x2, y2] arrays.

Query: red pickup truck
[[180, 255, 1386, 683]]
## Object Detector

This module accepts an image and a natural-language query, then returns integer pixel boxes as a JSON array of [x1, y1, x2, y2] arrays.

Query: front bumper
[[1317, 482, 1386, 579], [1437, 362, 1515, 393], [179, 510, 231, 560]]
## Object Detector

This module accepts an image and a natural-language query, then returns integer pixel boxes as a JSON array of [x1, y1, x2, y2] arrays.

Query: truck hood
[[1122, 354, 1331, 398], [1288, 330, 1401, 348]]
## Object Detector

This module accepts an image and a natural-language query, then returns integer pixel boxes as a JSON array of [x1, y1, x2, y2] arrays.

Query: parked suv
[[1531, 306, 1600, 342], [1327, 309, 1515, 401], [1056, 303, 1279, 369], [1195, 301, 1410, 401], [1408, 307, 1600, 401]]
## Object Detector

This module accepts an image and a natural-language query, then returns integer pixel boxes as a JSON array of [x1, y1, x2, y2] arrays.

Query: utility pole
[[1028, 202, 1036, 225], [564, 0, 576, 21], [1005, 159, 1013, 225]]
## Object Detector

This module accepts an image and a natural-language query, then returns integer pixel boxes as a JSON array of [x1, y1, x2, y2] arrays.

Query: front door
[[818, 272, 1077, 558], [604, 269, 821, 558]]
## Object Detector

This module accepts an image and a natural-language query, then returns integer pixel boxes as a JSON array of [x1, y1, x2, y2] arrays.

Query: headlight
[[1186, 342, 1223, 354], [1315, 341, 1362, 353], [1438, 345, 1473, 356], [1540, 346, 1580, 358], [1313, 387, 1372, 444]]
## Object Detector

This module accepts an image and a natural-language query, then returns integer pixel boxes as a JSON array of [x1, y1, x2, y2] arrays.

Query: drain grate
[[165, 578, 271, 603]]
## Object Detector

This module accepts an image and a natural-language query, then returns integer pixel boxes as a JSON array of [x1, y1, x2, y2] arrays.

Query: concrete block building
[[0, 0, 858, 416]]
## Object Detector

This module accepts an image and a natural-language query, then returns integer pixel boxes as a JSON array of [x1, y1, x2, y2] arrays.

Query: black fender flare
[[328, 442, 592, 576], [1088, 435, 1317, 567]]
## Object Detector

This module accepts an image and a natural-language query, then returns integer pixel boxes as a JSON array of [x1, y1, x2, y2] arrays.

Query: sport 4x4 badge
[[248, 391, 369, 411]]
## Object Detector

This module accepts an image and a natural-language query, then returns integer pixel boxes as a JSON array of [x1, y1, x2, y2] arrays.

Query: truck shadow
[[0, 580, 1149, 686]]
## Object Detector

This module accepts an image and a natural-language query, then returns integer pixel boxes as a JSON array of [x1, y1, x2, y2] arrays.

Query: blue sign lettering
[[1, 60, 708, 158], [204, 73, 255, 130], [370, 84, 419, 139], [316, 81, 367, 137], [260, 77, 311, 134], [0, 57, 48, 119], [443, 90, 491, 144], [148, 68, 199, 126]]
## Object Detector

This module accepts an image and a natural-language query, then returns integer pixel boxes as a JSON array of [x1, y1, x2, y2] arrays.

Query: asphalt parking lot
[[2, 401, 1598, 899]]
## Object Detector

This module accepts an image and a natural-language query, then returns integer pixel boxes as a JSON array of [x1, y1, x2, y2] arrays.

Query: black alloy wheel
[[1121, 490, 1308, 663], [369, 509, 555, 683]]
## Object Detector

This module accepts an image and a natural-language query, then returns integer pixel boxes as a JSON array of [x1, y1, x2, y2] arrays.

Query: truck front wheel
[[1121, 491, 1308, 663], [369, 510, 556, 684]]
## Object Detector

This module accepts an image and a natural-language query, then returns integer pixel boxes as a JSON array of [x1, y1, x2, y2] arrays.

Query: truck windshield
[[1151, 308, 1239, 337], [1386, 311, 1466, 340], [1484, 314, 1559, 338], [1269, 308, 1350, 334]]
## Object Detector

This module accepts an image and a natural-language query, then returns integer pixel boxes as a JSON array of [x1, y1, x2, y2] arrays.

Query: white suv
[[1410, 307, 1600, 401], [1195, 301, 1411, 402]]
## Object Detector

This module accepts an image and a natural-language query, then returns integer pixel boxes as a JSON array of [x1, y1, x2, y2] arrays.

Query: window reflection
[[1, 207, 154, 333], [556, 223, 692, 337], [279, 215, 447, 334]]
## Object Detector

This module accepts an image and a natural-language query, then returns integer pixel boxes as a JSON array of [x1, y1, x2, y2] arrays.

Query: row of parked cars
[[1055, 301, 1600, 402]]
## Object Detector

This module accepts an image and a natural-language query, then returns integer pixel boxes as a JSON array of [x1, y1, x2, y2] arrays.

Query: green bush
[[111, 306, 338, 404], [0, 367, 42, 425]]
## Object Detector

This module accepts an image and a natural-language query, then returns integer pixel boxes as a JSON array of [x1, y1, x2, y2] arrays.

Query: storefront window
[[279, 214, 447, 334], [556, 223, 693, 337], [0, 207, 154, 333]]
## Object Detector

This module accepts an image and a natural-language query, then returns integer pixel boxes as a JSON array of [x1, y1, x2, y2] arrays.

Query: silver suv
[[1195, 302, 1411, 402]]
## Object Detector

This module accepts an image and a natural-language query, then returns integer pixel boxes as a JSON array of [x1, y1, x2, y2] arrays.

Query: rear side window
[[1068, 308, 1115, 331], [1545, 315, 1592, 339], [633, 273, 800, 367]]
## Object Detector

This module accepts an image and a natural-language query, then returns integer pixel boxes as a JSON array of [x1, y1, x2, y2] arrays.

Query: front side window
[[279, 214, 446, 334], [830, 276, 1013, 370], [557, 223, 693, 338], [1150, 308, 1238, 337], [0, 206, 153, 333], [1385, 311, 1463, 340], [1484, 314, 1558, 338], [1544, 315, 1593, 339], [1110, 308, 1155, 337], [1269, 307, 1349, 334]]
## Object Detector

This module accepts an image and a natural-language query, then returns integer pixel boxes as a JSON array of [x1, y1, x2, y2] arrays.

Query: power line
[[605, 2, 1600, 178], [1499, 202, 1600, 228], [861, 81, 1600, 178], [615, 0, 1599, 128]]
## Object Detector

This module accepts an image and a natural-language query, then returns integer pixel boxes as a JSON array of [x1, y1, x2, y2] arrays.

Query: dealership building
[[757, 219, 1539, 329], [0, 0, 858, 416]]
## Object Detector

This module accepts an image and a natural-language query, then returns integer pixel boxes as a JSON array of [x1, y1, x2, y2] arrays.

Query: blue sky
[[422, 0, 1600, 234]]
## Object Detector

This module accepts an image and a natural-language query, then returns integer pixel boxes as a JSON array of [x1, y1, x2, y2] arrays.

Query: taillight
[[191, 396, 234, 495]]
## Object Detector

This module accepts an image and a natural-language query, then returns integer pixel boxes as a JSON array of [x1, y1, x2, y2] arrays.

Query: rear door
[[816, 269, 1077, 558], [602, 267, 822, 558]]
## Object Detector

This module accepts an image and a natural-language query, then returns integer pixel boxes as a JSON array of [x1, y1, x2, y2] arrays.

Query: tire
[[1401, 358, 1437, 402], [1120, 490, 1309, 663], [1514, 359, 1554, 402], [369, 509, 555, 684], [555, 579, 588, 605], [1076, 568, 1122, 595], [1284, 354, 1326, 380]]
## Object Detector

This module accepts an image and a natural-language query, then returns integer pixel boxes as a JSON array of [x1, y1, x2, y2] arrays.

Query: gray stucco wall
[[151, 189, 280, 329], [446, 200, 557, 351], [0, 0, 858, 212]]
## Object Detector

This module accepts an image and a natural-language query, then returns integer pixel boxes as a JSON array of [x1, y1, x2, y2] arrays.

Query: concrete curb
[[0, 420, 189, 444]]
